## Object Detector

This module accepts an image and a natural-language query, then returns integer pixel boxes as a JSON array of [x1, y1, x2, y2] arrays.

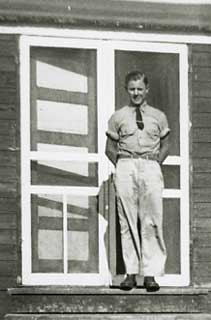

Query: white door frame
[[20, 35, 111, 286], [106, 40, 189, 286], [20, 35, 189, 286]]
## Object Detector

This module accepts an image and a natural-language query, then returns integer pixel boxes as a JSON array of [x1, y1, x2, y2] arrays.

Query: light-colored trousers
[[114, 158, 167, 276]]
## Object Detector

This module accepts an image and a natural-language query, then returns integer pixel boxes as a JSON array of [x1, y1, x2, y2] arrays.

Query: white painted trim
[[23, 273, 189, 287], [63, 194, 68, 274], [157, 274, 189, 287], [19, 35, 104, 49], [106, 41, 189, 287], [30, 152, 180, 165], [30, 186, 100, 196], [1, 26, 211, 45], [20, 34, 189, 287], [109, 40, 186, 53], [104, 44, 116, 176], [98, 214, 112, 286], [21, 273, 111, 286], [163, 189, 181, 198], [179, 45, 190, 285], [97, 43, 112, 185], [163, 156, 181, 166], [30, 152, 100, 162], [20, 37, 32, 283], [128, 0, 211, 3], [20, 35, 109, 286]]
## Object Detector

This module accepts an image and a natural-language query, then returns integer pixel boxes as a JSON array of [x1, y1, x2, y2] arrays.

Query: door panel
[[30, 47, 98, 153], [67, 195, 99, 273], [31, 160, 98, 186], [31, 194, 64, 273], [30, 46, 99, 275]]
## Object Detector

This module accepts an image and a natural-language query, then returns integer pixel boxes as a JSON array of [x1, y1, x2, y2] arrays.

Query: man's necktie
[[136, 107, 144, 130]]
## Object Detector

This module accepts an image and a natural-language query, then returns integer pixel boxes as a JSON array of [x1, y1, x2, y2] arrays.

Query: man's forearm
[[106, 150, 117, 166], [105, 137, 118, 166], [158, 145, 169, 164], [158, 134, 170, 164]]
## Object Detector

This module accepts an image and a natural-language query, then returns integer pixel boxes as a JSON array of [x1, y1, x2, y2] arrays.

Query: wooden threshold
[[8, 286, 209, 295]]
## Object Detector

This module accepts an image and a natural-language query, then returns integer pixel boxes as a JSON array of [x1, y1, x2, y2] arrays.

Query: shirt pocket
[[145, 122, 160, 139]]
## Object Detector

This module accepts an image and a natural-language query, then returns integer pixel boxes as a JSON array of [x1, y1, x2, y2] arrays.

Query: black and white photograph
[[0, 0, 211, 319]]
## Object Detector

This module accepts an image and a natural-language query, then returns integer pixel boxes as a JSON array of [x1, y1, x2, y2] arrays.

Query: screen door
[[21, 37, 110, 285]]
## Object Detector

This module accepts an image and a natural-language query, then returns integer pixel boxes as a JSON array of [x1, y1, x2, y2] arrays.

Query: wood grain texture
[[0, 57, 16, 72], [193, 113, 211, 128], [193, 203, 211, 217], [0, 151, 17, 166], [193, 158, 211, 172], [192, 44, 211, 53], [193, 82, 211, 98], [0, 214, 16, 229], [0, 230, 16, 245], [193, 172, 211, 187], [0, 181, 17, 197], [193, 128, 211, 142], [192, 46, 211, 288], [193, 52, 211, 67], [193, 143, 211, 158], [0, 0, 211, 34], [193, 188, 211, 202], [193, 68, 211, 82], [4, 314, 211, 320], [0, 261, 17, 276], [193, 217, 211, 230], [0, 167, 17, 181], [193, 98, 211, 113], [0, 291, 10, 319], [193, 232, 211, 246], [0, 198, 17, 214], [7, 287, 208, 295], [3, 28, 211, 320], [193, 247, 211, 262], [7, 292, 208, 313], [0, 244, 17, 261], [0, 36, 18, 301], [0, 276, 16, 289], [0, 104, 16, 119], [0, 88, 16, 104]]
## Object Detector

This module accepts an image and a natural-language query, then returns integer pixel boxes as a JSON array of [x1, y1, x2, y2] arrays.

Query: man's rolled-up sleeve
[[106, 114, 120, 141], [160, 112, 170, 138]]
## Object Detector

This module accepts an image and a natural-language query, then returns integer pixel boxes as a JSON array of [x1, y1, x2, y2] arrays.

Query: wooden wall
[[0, 34, 19, 318], [1, 34, 211, 317], [0, 1, 211, 34], [192, 44, 211, 287]]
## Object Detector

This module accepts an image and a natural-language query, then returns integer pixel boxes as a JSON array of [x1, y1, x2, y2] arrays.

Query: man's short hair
[[125, 71, 149, 89]]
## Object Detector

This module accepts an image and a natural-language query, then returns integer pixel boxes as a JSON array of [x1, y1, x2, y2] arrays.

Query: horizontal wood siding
[[4, 291, 209, 314], [0, 32, 211, 318], [0, 1, 211, 34], [0, 35, 19, 319], [4, 314, 211, 320], [192, 44, 211, 286]]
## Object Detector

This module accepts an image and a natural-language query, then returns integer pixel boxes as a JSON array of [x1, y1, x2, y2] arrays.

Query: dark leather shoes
[[143, 276, 160, 292], [120, 274, 137, 291]]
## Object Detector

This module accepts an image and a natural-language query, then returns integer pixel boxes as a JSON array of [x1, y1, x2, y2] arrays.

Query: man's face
[[127, 78, 149, 107]]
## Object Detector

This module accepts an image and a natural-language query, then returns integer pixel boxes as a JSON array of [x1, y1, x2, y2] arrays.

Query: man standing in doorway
[[105, 71, 170, 291]]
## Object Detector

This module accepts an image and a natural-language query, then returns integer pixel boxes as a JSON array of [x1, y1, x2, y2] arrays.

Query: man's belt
[[117, 153, 159, 161]]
